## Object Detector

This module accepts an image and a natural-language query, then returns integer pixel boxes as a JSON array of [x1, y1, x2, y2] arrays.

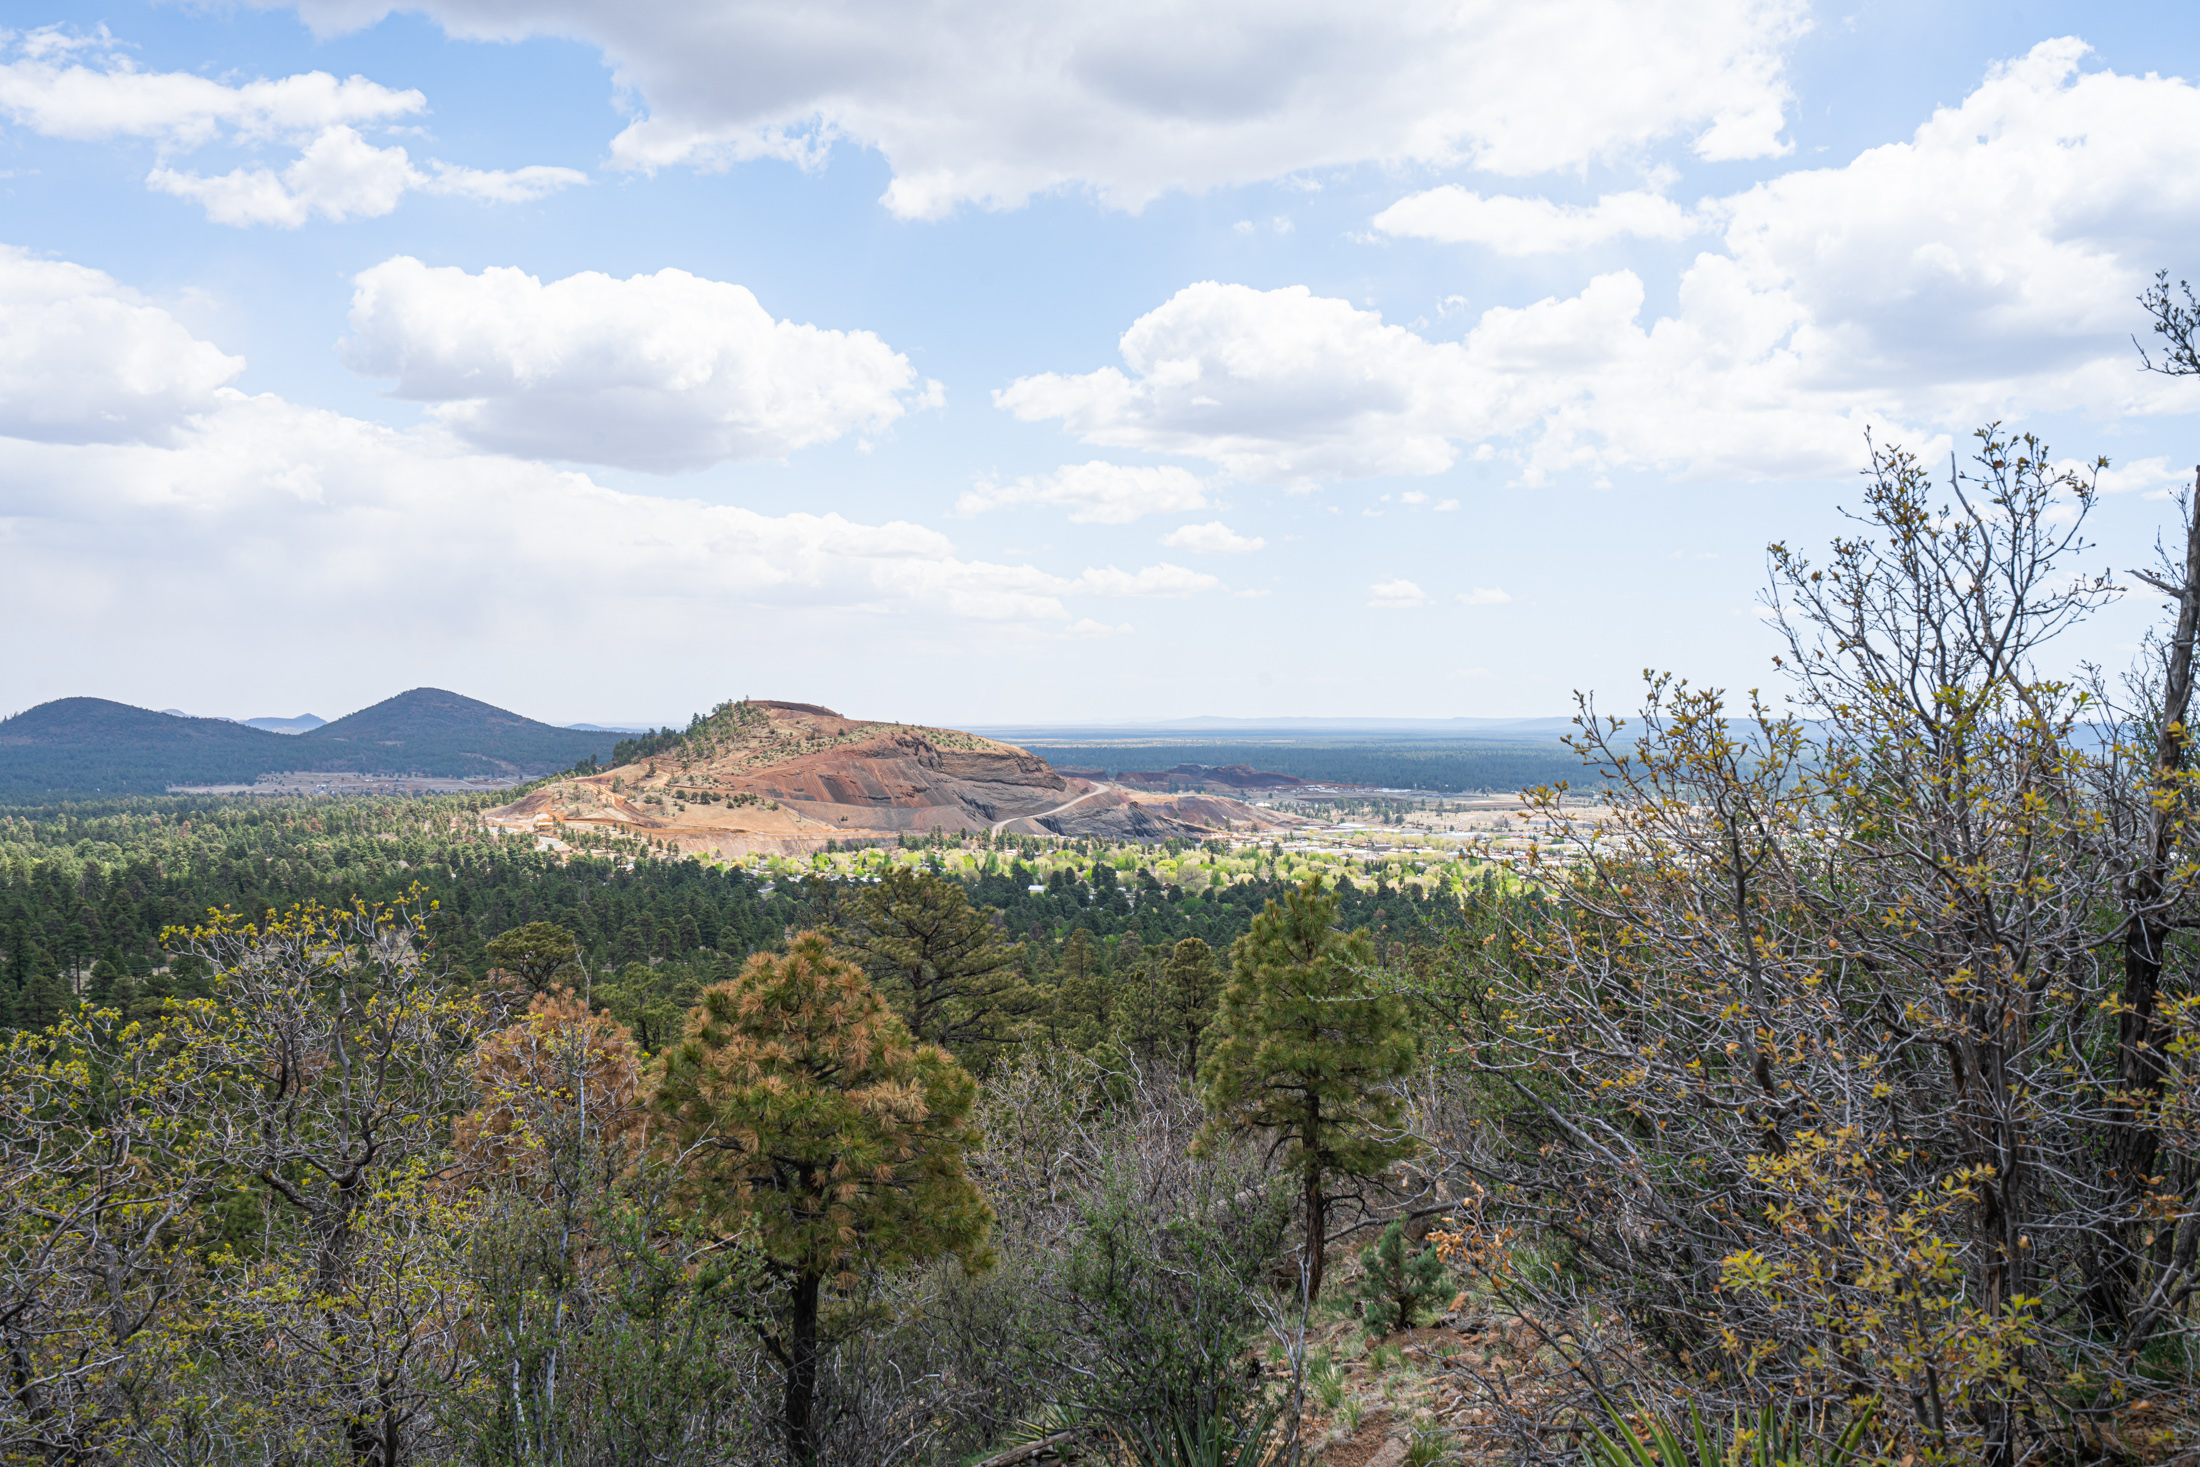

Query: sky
[[6, 1, 2200, 729]]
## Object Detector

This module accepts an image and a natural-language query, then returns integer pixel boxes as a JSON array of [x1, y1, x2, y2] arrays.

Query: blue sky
[[5, 0, 2200, 727]]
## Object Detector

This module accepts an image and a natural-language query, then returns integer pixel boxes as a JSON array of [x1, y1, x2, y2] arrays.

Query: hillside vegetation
[[302, 687, 614, 776], [0, 698, 292, 795]]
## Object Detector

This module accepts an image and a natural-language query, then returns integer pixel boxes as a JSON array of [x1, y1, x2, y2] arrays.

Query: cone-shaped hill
[[299, 688, 613, 777], [0, 688, 618, 795], [484, 699, 1291, 856], [0, 698, 290, 796]]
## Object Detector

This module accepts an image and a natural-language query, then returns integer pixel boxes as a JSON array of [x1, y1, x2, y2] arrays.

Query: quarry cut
[[484, 699, 1292, 857]]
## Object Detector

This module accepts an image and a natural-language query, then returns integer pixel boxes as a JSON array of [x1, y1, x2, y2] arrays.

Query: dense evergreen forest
[[0, 792, 1451, 1036]]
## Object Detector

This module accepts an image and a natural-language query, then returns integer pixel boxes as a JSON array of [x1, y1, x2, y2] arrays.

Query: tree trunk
[[1303, 1164, 1327, 1304], [2099, 475, 2200, 1332], [784, 1269, 822, 1467]]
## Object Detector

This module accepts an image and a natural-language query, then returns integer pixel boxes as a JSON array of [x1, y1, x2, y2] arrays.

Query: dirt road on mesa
[[994, 781, 1117, 833]]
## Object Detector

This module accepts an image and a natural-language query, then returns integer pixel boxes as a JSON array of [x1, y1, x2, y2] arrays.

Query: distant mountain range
[[238, 713, 327, 734], [969, 716, 1577, 743], [0, 689, 619, 797]]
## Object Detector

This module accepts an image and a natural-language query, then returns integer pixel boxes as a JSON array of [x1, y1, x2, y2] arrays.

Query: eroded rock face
[[483, 699, 1289, 856]]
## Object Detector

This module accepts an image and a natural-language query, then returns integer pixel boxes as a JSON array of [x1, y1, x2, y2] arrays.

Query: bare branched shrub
[[1443, 431, 2200, 1465], [446, 986, 770, 1466]]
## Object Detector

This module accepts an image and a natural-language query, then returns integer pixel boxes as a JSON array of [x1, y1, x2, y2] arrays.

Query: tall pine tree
[[1197, 878, 1418, 1301]]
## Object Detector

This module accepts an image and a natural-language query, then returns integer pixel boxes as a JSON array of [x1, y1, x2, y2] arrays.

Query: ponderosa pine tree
[[1164, 936, 1224, 1079], [1197, 878, 1418, 1301], [481, 920, 581, 994], [831, 867, 1031, 1063], [1051, 927, 1117, 1052], [649, 932, 993, 1467]]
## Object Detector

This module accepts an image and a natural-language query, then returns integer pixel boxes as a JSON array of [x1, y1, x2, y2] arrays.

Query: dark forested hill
[[0, 689, 617, 795], [298, 689, 614, 777], [1016, 738, 1592, 793], [0, 699, 291, 796]]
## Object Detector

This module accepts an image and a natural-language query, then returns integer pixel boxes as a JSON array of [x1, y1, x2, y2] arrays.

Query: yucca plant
[[1585, 1398, 1878, 1467], [1127, 1402, 1283, 1467], [1306, 1352, 1347, 1413]]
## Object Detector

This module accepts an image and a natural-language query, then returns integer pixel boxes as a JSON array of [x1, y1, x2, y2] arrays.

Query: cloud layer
[[996, 283, 1485, 484], [151, 127, 584, 226], [1160, 521, 1265, 554], [955, 461, 1208, 523], [1373, 186, 1699, 255], [0, 246, 1219, 686], [267, 0, 1805, 217], [341, 257, 935, 471]]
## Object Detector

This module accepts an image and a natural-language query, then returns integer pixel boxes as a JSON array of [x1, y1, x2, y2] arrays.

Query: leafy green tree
[[832, 867, 1031, 1063], [1111, 936, 1224, 1080], [600, 957, 719, 1054], [169, 896, 486, 1465], [1109, 944, 1173, 1068], [1197, 878, 1419, 1301], [482, 921, 581, 994], [1355, 1222, 1447, 1336], [650, 932, 993, 1467]]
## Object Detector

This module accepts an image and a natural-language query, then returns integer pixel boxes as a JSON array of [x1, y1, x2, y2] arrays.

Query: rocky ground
[[1295, 1298, 1592, 1467]]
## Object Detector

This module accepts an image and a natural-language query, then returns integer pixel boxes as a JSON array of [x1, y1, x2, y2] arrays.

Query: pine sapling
[[1357, 1222, 1447, 1337]]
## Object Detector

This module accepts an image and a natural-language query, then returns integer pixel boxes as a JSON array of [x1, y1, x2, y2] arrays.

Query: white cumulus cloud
[[149, 126, 585, 226], [1, 30, 584, 225], [956, 461, 1207, 523], [0, 245, 244, 445], [0, 31, 422, 145], [1368, 578, 1429, 608], [1457, 587, 1513, 605], [1067, 564, 1221, 597], [1373, 186, 1700, 255], [1160, 521, 1265, 554], [340, 257, 933, 472], [995, 282, 1487, 484], [1711, 38, 2200, 398], [263, 0, 1805, 218], [0, 255, 1245, 707], [1010, 41, 2200, 487]]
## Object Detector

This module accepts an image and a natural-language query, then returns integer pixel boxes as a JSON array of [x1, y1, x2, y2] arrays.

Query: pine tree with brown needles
[[650, 932, 992, 1467]]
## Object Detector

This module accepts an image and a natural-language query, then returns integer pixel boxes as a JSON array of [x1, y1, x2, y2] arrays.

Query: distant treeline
[[1019, 738, 1596, 792]]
